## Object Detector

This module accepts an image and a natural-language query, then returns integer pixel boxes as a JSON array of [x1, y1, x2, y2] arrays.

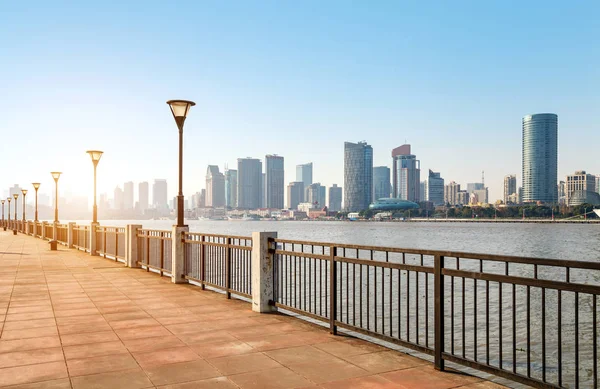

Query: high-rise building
[[566, 170, 600, 206], [206, 165, 225, 207], [296, 163, 313, 198], [596, 175, 600, 194], [199, 189, 206, 208], [503, 175, 517, 204], [113, 186, 124, 210], [138, 182, 149, 212], [444, 181, 461, 206], [392, 144, 420, 202], [225, 169, 238, 208], [306, 183, 326, 208], [328, 184, 342, 212], [287, 182, 304, 210], [472, 188, 489, 204], [237, 158, 262, 209], [424, 170, 444, 206], [344, 141, 373, 212], [522, 113, 558, 203], [261, 173, 266, 208], [467, 183, 485, 193], [123, 181, 134, 210], [152, 179, 168, 210], [373, 166, 391, 200], [265, 155, 284, 209]]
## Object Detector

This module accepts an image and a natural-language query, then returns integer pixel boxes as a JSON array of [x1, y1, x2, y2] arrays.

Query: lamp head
[[13, 193, 18, 200], [166, 99, 195, 131], [32, 183, 41, 190], [51, 172, 62, 182], [21, 189, 28, 196], [86, 150, 104, 165], [7, 198, 11, 203]]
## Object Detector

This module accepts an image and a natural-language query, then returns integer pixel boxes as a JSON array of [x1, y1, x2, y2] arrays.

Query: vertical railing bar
[[329, 244, 337, 334], [575, 292, 579, 389], [542, 287, 546, 382], [434, 254, 445, 371], [527, 283, 531, 378], [225, 237, 231, 299], [593, 295, 597, 389]]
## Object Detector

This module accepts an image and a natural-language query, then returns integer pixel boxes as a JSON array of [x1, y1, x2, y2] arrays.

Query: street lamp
[[167, 99, 195, 227], [32, 183, 40, 222], [86, 150, 103, 224], [13, 193, 18, 234], [1, 200, 5, 230], [7, 198, 11, 230], [51, 172, 62, 223], [21, 189, 28, 221]]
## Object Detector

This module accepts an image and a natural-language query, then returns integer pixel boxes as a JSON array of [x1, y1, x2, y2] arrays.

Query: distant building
[[467, 183, 484, 193], [237, 158, 262, 209], [8, 184, 21, 198], [261, 173, 266, 208], [296, 163, 313, 200], [457, 191, 470, 205], [306, 183, 326, 209], [424, 170, 444, 206], [224, 169, 238, 208], [369, 198, 419, 211], [206, 165, 225, 207], [472, 188, 489, 204], [392, 144, 420, 202], [419, 182, 426, 202], [596, 175, 600, 194], [138, 182, 149, 212], [265, 155, 284, 209], [298, 202, 317, 213], [503, 175, 517, 204], [344, 141, 373, 212], [566, 170, 600, 206], [373, 166, 391, 200], [199, 189, 206, 208], [152, 179, 168, 210], [287, 182, 304, 210], [123, 181, 134, 210], [444, 181, 461, 206], [328, 184, 342, 212], [522, 113, 558, 203], [113, 186, 124, 210]]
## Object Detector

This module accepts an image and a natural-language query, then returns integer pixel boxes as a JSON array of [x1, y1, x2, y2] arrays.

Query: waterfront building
[[472, 188, 489, 204], [297, 202, 316, 213], [261, 173, 266, 208], [424, 170, 444, 206], [373, 166, 391, 200], [344, 141, 373, 212], [237, 158, 262, 210], [152, 179, 168, 210], [265, 155, 285, 209], [287, 181, 304, 210], [138, 182, 149, 212], [503, 175, 517, 204], [123, 181, 134, 210], [392, 144, 420, 202], [522, 113, 558, 203], [420, 182, 426, 202], [296, 163, 313, 200], [566, 170, 600, 206], [199, 189, 206, 208], [596, 175, 600, 194], [306, 183, 326, 208], [113, 186, 124, 210], [369, 198, 419, 211], [467, 183, 484, 193], [206, 165, 225, 207], [328, 184, 342, 212], [457, 191, 469, 205], [444, 181, 461, 206], [224, 169, 238, 208]]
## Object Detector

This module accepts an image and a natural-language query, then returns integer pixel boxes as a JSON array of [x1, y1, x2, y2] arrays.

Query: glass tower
[[522, 113, 558, 203], [344, 141, 373, 212]]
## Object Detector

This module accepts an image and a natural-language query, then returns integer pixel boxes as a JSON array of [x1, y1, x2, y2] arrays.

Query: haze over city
[[1, 1, 598, 207]]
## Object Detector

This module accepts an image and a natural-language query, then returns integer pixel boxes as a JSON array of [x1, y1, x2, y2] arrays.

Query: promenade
[[0, 231, 504, 389]]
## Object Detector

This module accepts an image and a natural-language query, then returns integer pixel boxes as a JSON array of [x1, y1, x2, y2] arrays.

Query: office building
[[504, 175, 517, 204], [138, 182, 149, 211], [9, 185, 22, 198], [424, 170, 444, 206], [522, 113, 558, 203], [344, 141, 373, 212], [123, 181, 134, 210], [472, 188, 489, 204], [467, 183, 485, 193], [392, 144, 420, 202], [444, 181, 461, 206], [237, 158, 262, 209], [152, 179, 168, 210], [306, 183, 326, 208], [373, 166, 391, 200], [225, 169, 238, 208], [296, 162, 313, 194], [287, 182, 304, 210], [206, 165, 225, 207], [566, 171, 600, 206], [266, 155, 284, 209], [113, 186, 124, 210], [328, 184, 342, 212]]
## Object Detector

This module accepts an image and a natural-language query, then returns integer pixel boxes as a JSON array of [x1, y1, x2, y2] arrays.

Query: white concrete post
[[32, 222, 37, 237], [90, 222, 99, 256], [41, 221, 47, 240], [67, 222, 75, 248], [171, 225, 189, 284], [53, 222, 58, 241], [126, 224, 142, 268], [251, 231, 277, 313]]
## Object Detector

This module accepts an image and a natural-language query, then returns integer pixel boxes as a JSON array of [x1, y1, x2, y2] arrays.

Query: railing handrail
[[184, 231, 252, 241]]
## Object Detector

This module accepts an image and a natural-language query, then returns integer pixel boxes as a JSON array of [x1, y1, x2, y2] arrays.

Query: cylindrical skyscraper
[[522, 113, 558, 203]]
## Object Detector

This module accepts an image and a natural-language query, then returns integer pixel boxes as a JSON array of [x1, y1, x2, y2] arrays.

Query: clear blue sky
[[1, 1, 598, 204]]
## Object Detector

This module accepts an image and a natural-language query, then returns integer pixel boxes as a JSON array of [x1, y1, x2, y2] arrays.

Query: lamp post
[[86, 151, 103, 224], [166, 99, 195, 227], [7, 198, 11, 230], [21, 189, 28, 222], [51, 172, 62, 223], [1, 200, 5, 230], [13, 193, 18, 234], [32, 183, 40, 222]]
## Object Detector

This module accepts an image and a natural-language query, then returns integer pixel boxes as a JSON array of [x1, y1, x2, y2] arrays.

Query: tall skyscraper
[[522, 113, 558, 203], [424, 170, 444, 206], [392, 144, 420, 202], [224, 169, 238, 208], [296, 163, 313, 194], [265, 155, 284, 209], [206, 165, 225, 207], [306, 183, 326, 208], [113, 186, 124, 210], [328, 184, 342, 212], [344, 141, 373, 212], [287, 182, 304, 210], [444, 181, 461, 206], [123, 181, 134, 210], [138, 182, 149, 211], [237, 158, 262, 210], [152, 179, 168, 210], [503, 175, 517, 204], [373, 166, 391, 200], [261, 173, 266, 208]]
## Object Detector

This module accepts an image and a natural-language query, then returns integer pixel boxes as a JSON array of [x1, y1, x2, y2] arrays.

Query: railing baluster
[[329, 244, 337, 334], [434, 254, 445, 371]]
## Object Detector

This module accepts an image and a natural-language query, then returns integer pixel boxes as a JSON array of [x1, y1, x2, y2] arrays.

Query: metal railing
[[56, 224, 68, 245], [272, 239, 600, 389], [183, 233, 253, 299], [136, 229, 172, 276], [72, 225, 90, 252], [96, 226, 125, 261]]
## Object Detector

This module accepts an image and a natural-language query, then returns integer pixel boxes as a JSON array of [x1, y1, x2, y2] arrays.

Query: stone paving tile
[[145, 359, 222, 386], [3, 318, 56, 331], [228, 366, 316, 389], [208, 352, 283, 375], [0, 336, 61, 353], [191, 340, 255, 359], [123, 335, 186, 353], [0, 361, 68, 386], [70, 368, 154, 389], [0, 347, 64, 369], [59, 330, 120, 346], [1, 325, 59, 340], [66, 353, 140, 377], [0, 378, 72, 389], [133, 346, 201, 369], [381, 365, 483, 389], [63, 340, 129, 360], [341, 350, 428, 374], [286, 359, 369, 384], [319, 375, 402, 389], [156, 376, 238, 389]]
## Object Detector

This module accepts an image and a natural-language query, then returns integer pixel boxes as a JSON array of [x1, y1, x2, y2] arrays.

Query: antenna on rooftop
[[482, 170, 485, 186]]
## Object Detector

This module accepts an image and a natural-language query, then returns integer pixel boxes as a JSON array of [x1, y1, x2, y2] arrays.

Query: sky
[[1, 1, 599, 206]]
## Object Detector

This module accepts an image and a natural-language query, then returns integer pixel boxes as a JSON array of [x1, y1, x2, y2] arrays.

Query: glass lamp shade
[[86, 150, 104, 163], [21, 189, 28, 196], [1, 200, 4, 205], [32, 183, 41, 190], [7, 198, 11, 203], [51, 172, 62, 181], [13, 194, 18, 200], [167, 100, 195, 118]]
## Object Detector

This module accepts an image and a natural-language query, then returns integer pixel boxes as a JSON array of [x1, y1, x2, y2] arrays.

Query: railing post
[[41, 221, 47, 240], [126, 224, 142, 268], [434, 254, 445, 371], [32, 222, 36, 237], [200, 235, 206, 289], [90, 222, 99, 256], [159, 232, 165, 276], [171, 225, 189, 284], [67, 222, 75, 248], [251, 231, 277, 313], [225, 237, 231, 299], [330, 244, 337, 335]]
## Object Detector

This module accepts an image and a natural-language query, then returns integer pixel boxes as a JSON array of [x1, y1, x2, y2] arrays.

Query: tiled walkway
[[0, 231, 505, 388]]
